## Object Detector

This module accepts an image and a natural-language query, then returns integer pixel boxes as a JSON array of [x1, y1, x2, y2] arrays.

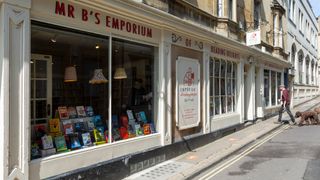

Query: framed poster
[[176, 56, 200, 130]]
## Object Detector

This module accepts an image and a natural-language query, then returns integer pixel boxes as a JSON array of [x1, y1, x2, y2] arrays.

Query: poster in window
[[176, 56, 200, 130]]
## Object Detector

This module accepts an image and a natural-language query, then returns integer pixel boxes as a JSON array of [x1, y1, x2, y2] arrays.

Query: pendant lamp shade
[[64, 66, 77, 82], [89, 69, 108, 84], [113, 68, 127, 79]]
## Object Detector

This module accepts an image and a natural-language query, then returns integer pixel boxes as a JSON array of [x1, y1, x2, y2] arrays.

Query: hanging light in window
[[89, 45, 108, 84], [113, 67, 127, 79], [89, 69, 108, 84], [64, 65, 77, 82], [64, 55, 77, 83]]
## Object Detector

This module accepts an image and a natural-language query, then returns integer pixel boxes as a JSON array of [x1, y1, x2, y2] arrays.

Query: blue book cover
[[85, 106, 94, 117], [93, 115, 103, 127], [112, 115, 119, 128], [139, 111, 148, 123], [74, 121, 86, 132], [70, 134, 81, 149], [81, 132, 92, 146]]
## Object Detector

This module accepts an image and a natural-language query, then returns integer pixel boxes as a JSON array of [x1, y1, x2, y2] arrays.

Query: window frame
[[209, 57, 237, 117], [30, 22, 160, 160]]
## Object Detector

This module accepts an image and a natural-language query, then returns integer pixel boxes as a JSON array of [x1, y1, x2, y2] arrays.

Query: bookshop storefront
[[1, 0, 163, 179]]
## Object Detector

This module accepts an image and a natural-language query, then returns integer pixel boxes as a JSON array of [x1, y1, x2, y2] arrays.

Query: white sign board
[[176, 57, 200, 130], [246, 30, 261, 46]]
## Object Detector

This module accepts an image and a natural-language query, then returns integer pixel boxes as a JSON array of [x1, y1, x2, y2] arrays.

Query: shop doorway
[[171, 45, 203, 143], [30, 54, 52, 132]]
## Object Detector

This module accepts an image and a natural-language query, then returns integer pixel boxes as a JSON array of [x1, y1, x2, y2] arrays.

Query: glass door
[[31, 54, 52, 130]]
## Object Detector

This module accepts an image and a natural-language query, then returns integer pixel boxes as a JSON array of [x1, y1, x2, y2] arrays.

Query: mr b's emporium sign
[[33, 0, 155, 39]]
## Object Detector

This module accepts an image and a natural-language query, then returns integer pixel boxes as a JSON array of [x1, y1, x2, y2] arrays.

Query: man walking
[[277, 85, 296, 124]]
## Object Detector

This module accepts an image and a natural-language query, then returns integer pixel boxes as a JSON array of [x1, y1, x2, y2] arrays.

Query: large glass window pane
[[31, 25, 111, 160], [112, 38, 155, 142], [31, 25, 158, 160]]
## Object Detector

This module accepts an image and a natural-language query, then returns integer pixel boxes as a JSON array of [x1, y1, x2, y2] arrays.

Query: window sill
[[211, 112, 240, 120], [299, 30, 304, 36], [265, 105, 281, 110], [29, 133, 161, 179], [288, 18, 296, 27]]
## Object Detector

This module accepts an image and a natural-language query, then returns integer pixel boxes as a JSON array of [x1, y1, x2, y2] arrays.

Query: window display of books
[[30, 105, 156, 160]]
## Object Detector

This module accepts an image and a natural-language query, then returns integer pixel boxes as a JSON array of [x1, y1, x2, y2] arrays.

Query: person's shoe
[[292, 121, 297, 125]]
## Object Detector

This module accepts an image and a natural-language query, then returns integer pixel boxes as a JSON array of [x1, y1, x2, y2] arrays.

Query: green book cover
[[54, 136, 68, 152]]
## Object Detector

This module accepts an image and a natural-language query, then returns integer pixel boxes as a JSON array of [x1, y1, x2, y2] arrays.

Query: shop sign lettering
[[172, 33, 203, 50], [176, 57, 200, 130], [211, 46, 240, 60], [54, 1, 152, 38]]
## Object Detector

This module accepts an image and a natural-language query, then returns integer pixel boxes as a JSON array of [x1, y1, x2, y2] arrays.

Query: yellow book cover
[[49, 118, 61, 133]]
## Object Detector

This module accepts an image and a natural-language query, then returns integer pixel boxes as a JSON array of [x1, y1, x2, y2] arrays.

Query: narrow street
[[194, 124, 320, 180]]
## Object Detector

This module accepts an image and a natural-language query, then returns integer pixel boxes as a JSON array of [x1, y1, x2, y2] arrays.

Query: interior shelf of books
[[31, 103, 157, 159]]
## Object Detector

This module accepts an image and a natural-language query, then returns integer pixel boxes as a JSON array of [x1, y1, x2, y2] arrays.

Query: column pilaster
[[0, 1, 30, 179]]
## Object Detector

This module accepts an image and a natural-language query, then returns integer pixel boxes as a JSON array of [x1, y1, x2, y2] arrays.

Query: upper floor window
[[217, 0, 223, 17], [289, 0, 295, 20], [301, 14, 304, 31], [288, 0, 291, 18], [254, 0, 261, 29], [228, 0, 233, 19]]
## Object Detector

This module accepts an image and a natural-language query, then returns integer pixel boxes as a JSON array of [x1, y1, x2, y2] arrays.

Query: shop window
[[209, 58, 237, 116], [30, 25, 157, 160], [254, 0, 260, 29], [264, 69, 281, 107], [111, 38, 155, 142]]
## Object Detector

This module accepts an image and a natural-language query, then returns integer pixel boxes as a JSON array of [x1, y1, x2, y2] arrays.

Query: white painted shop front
[[0, 0, 291, 179]]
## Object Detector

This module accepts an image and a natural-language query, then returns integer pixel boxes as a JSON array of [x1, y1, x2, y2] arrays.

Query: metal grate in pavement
[[124, 160, 192, 180]]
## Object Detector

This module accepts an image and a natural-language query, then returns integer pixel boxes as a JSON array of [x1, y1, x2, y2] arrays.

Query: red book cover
[[58, 106, 69, 120], [63, 122, 74, 135], [119, 126, 128, 139]]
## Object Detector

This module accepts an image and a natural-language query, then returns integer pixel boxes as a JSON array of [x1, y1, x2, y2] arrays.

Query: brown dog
[[295, 111, 319, 126], [314, 107, 320, 114]]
